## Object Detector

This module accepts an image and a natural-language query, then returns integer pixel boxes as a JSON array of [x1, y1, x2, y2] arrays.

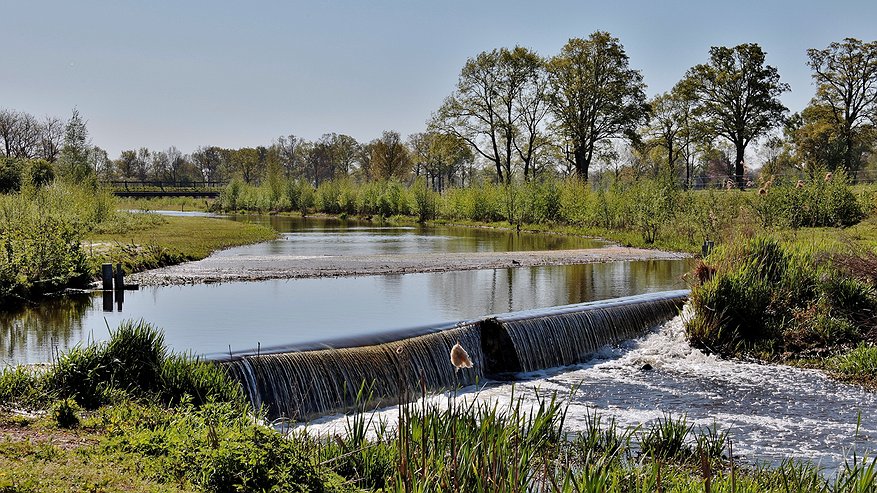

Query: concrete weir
[[220, 290, 689, 421]]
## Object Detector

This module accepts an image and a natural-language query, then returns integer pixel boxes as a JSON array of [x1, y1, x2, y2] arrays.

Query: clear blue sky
[[3, 1, 875, 157]]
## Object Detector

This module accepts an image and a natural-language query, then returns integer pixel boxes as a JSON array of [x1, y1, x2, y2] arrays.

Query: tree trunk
[[574, 145, 589, 181], [734, 145, 746, 188]]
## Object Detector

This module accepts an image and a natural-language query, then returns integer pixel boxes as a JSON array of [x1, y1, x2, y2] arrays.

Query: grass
[[1, 320, 243, 410], [686, 236, 877, 359], [85, 215, 277, 274]]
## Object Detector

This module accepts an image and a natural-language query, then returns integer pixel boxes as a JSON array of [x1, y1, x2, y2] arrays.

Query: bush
[[687, 236, 877, 357], [45, 320, 242, 409], [100, 401, 346, 493], [50, 398, 80, 428], [0, 158, 23, 194]]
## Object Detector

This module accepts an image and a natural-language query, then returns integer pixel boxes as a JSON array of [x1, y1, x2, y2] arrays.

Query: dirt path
[[131, 246, 691, 286]]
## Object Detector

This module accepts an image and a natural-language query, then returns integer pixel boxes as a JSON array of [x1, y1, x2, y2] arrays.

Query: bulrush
[[450, 341, 473, 371]]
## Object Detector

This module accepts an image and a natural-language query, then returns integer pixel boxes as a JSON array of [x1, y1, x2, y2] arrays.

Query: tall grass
[[1, 320, 241, 410], [687, 236, 877, 358], [312, 394, 875, 492]]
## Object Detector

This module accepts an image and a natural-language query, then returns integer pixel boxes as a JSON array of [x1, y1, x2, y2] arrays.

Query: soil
[[131, 246, 692, 286]]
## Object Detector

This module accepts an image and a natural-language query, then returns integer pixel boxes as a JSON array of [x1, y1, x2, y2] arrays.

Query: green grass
[[85, 215, 277, 274]]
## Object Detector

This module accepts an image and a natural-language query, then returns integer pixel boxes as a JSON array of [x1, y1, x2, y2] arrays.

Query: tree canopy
[[546, 32, 649, 181], [681, 43, 789, 185]]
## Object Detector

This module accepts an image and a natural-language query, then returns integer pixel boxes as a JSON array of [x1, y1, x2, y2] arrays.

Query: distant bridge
[[107, 181, 227, 198]]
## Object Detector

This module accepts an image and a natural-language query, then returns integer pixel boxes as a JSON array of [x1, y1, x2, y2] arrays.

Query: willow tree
[[806, 37, 877, 174], [682, 43, 789, 186], [435, 46, 545, 184], [546, 32, 648, 181]]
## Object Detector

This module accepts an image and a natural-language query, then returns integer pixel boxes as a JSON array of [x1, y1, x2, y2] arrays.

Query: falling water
[[222, 291, 687, 420], [495, 290, 688, 372], [224, 323, 484, 420]]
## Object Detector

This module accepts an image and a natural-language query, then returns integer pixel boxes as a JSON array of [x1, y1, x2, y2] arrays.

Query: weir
[[221, 290, 688, 420]]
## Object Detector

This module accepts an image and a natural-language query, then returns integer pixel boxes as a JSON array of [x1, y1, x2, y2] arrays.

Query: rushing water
[[224, 291, 687, 419], [0, 215, 691, 365], [301, 306, 877, 472]]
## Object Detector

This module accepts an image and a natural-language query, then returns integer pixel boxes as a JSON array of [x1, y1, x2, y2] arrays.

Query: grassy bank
[[0, 184, 276, 306], [686, 236, 877, 386], [85, 215, 277, 274], [2, 322, 875, 492]]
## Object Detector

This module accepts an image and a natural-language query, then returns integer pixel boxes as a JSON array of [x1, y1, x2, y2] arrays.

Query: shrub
[[45, 320, 243, 409], [50, 398, 80, 428], [687, 236, 876, 357], [0, 158, 23, 194]]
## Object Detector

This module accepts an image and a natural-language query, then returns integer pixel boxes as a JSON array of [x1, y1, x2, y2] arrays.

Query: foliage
[[45, 320, 242, 409], [434, 45, 546, 183], [681, 43, 790, 184], [49, 398, 80, 428], [750, 171, 864, 228], [546, 32, 648, 180], [686, 236, 877, 357], [806, 37, 877, 174]]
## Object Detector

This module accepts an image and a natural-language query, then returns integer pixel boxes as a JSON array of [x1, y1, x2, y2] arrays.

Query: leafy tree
[[58, 109, 92, 183], [435, 46, 545, 183], [546, 32, 649, 181], [681, 43, 789, 186], [369, 130, 410, 180], [192, 146, 225, 182], [806, 37, 877, 174]]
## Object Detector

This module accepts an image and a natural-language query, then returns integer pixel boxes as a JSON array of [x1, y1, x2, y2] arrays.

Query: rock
[[640, 363, 653, 371]]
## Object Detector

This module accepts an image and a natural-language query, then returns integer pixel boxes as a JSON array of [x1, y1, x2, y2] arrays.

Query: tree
[[192, 146, 224, 182], [327, 134, 360, 177], [39, 116, 64, 162], [369, 131, 410, 180], [806, 37, 877, 174], [409, 131, 472, 190], [58, 109, 92, 183], [89, 146, 114, 181], [546, 32, 649, 181], [435, 46, 545, 183], [681, 43, 789, 186]]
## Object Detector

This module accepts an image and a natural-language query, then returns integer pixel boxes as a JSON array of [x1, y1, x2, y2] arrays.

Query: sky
[[2, 1, 876, 158]]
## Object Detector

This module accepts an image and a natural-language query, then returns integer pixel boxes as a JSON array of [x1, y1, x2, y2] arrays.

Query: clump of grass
[[34, 320, 242, 410], [49, 398, 80, 428], [687, 236, 877, 358], [640, 414, 693, 460], [829, 344, 877, 386]]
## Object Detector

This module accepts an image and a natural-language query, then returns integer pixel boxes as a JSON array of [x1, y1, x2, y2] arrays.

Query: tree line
[[2, 34, 875, 190]]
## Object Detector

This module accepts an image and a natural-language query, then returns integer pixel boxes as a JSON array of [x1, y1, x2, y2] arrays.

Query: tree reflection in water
[[0, 293, 92, 365]]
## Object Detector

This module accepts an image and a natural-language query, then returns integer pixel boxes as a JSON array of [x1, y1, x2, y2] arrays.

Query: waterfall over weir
[[221, 290, 688, 420]]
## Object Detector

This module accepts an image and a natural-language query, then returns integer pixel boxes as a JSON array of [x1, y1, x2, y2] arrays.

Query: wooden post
[[114, 263, 124, 290], [101, 264, 113, 290]]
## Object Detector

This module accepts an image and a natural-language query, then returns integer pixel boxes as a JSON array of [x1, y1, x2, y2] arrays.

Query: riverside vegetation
[[0, 181, 276, 307], [2, 322, 876, 492]]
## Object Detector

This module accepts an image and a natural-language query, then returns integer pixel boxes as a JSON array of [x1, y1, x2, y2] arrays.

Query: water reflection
[[1, 260, 692, 365], [0, 295, 92, 365]]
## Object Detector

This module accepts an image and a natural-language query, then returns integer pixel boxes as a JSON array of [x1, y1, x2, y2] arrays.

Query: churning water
[[302, 306, 877, 472]]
